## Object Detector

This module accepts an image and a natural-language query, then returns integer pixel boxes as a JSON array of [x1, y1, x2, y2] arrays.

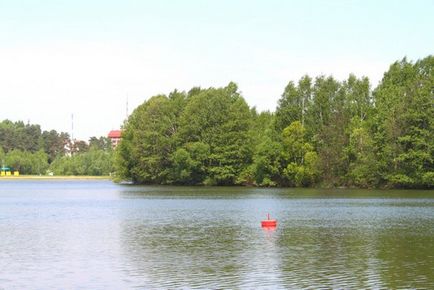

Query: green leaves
[[50, 148, 113, 176], [4, 149, 49, 175], [169, 142, 210, 184], [280, 121, 318, 187], [115, 93, 186, 183], [115, 83, 253, 185], [346, 123, 378, 187], [114, 55, 433, 188], [373, 56, 434, 188]]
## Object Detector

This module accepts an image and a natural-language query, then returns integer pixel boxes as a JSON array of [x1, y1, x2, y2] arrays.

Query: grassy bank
[[0, 175, 111, 180]]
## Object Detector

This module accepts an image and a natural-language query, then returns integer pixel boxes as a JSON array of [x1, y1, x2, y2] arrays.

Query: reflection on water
[[0, 180, 433, 289]]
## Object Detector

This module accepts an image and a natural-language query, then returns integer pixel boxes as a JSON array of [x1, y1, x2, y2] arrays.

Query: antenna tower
[[126, 94, 129, 119], [71, 113, 74, 141]]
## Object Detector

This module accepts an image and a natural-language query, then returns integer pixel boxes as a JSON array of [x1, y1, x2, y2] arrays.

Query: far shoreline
[[0, 177, 432, 190], [0, 175, 111, 181]]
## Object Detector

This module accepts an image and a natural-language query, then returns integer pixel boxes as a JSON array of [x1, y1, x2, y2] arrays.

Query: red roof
[[108, 130, 122, 138]]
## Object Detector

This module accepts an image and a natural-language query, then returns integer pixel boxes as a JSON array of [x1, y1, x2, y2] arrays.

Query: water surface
[[1, 180, 433, 289]]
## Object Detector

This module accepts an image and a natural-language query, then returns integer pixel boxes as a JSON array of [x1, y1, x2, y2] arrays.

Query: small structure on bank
[[0, 167, 19, 176], [108, 130, 122, 149]]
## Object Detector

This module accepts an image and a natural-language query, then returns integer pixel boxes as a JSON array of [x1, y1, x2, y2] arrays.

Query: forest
[[0, 122, 113, 176], [116, 56, 433, 188], [1, 56, 432, 187]]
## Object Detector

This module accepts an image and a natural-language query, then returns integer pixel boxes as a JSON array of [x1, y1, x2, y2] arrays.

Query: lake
[[0, 180, 433, 289]]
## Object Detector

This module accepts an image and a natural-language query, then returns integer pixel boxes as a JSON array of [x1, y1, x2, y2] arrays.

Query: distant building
[[108, 130, 122, 148]]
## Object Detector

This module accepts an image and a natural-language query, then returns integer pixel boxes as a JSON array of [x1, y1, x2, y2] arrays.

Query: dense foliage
[[50, 148, 113, 176], [116, 56, 433, 188], [0, 121, 113, 175]]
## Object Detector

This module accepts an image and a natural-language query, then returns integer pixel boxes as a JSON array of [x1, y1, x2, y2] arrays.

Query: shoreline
[[0, 176, 432, 190], [0, 175, 111, 181]]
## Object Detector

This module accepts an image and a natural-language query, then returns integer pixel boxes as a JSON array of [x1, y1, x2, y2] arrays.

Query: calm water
[[0, 180, 433, 289]]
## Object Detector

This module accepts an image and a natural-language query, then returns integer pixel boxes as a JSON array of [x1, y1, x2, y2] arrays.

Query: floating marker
[[261, 213, 277, 228]]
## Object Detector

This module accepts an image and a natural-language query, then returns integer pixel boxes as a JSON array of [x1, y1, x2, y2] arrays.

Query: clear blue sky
[[1, 0, 433, 140]]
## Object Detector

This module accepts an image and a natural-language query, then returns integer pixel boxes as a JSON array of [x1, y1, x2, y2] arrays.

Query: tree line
[[116, 56, 433, 188], [0, 120, 113, 175]]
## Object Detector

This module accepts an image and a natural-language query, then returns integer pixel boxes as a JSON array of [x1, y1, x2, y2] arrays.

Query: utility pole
[[71, 113, 74, 141], [126, 94, 129, 119]]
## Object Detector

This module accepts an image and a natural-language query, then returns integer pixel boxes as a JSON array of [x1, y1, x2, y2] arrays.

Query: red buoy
[[261, 213, 277, 228]]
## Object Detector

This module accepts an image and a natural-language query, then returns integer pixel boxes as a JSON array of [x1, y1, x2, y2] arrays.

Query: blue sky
[[1, 0, 433, 139]]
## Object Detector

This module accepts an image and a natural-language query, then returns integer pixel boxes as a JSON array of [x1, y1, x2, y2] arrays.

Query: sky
[[0, 0, 433, 140]]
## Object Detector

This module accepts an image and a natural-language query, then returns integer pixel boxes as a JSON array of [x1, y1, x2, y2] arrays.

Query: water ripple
[[0, 181, 433, 289]]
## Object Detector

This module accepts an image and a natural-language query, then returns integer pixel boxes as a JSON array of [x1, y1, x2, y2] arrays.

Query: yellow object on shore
[[6, 171, 11, 176], [0, 175, 111, 180], [0, 171, 4, 176], [14, 171, 19, 176]]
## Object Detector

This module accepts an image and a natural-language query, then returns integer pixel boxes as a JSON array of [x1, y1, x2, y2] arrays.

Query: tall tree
[[373, 56, 434, 188], [41, 130, 70, 163], [281, 121, 318, 186], [89, 136, 112, 151], [275, 81, 300, 133], [179, 82, 253, 185], [116, 91, 187, 183], [0, 120, 41, 153], [113, 55, 432, 188]]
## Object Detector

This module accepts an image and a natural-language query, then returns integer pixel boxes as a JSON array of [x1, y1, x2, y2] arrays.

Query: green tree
[[112, 55, 432, 188], [179, 83, 252, 185], [346, 120, 378, 187], [169, 142, 210, 184], [89, 136, 112, 151], [0, 147, 6, 167], [274, 75, 312, 133], [249, 137, 283, 186], [50, 148, 113, 176], [240, 109, 280, 186], [305, 76, 340, 137], [281, 121, 318, 186], [373, 56, 434, 188], [41, 130, 70, 162], [5, 149, 48, 174], [275, 81, 300, 132], [343, 74, 372, 122], [116, 90, 187, 183]]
